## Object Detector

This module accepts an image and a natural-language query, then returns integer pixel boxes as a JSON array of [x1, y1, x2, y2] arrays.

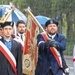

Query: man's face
[[2, 26, 13, 38], [17, 23, 26, 34], [45, 24, 58, 35]]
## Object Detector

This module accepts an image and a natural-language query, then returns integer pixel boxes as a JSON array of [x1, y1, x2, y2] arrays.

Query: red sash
[[41, 32, 63, 68], [0, 41, 17, 75]]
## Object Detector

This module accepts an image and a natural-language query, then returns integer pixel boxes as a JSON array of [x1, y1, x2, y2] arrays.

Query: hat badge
[[10, 22, 12, 26], [50, 20, 53, 24]]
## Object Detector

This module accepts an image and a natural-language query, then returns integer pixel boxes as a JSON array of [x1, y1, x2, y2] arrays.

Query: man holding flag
[[0, 21, 23, 75], [35, 19, 68, 75]]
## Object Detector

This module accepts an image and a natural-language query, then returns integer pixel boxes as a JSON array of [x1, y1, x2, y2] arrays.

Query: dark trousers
[[46, 69, 53, 75]]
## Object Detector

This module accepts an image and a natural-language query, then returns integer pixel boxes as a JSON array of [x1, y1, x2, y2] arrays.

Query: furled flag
[[73, 45, 75, 73], [22, 8, 40, 75]]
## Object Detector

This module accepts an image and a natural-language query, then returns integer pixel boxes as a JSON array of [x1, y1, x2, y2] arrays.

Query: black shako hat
[[45, 19, 58, 27], [1, 21, 14, 28]]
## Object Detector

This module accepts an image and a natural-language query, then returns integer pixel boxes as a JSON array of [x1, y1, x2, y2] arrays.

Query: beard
[[19, 30, 25, 34], [48, 32, 56, 35], [20, 32, 24, 34], [47, 30, 57, 35]]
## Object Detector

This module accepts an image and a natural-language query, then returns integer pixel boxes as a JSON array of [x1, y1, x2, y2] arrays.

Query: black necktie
[[21, 34, 23, 41]]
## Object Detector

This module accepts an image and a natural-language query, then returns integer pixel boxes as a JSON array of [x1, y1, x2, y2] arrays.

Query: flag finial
[[24, 6, 31, 13]]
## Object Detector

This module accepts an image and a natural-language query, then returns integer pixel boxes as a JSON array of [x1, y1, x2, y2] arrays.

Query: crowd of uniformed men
[[0, 19, 70, 75]]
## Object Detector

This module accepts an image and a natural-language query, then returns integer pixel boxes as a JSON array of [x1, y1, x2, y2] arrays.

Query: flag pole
[[0, 6, 15, 23], [3, 9, 13, 22]]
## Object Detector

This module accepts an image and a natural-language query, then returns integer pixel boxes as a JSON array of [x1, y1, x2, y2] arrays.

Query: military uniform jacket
[[0, 37, 23, 75], [35, 33, 66, 75]]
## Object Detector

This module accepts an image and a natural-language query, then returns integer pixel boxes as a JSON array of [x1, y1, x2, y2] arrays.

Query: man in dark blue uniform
[[35, 19, 69, 75], [0, 21, 23, 75]]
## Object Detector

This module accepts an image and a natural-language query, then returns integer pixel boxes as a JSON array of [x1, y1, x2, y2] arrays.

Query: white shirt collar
[[17, 33, 25, 37], [17, 33, 25, 42], [47, 33, 56, 39]]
